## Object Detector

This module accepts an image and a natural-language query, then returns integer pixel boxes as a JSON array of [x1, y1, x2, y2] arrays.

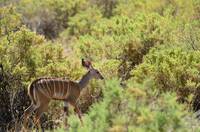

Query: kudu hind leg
[[23, 103, 36, 128], [34, 104, 48, 130]]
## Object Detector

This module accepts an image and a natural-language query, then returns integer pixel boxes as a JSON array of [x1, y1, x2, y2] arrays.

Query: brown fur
[[28, 78, 43, 105], [23, 78, 82, 130]]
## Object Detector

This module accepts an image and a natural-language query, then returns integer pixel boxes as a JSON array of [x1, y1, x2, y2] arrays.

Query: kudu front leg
[[63, 101, 69, 116], [69, 101, 83, 125], [74, 105, 83, 125]]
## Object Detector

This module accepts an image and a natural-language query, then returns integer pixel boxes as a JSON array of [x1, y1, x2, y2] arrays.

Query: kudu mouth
[[100, 75, 104, 80]]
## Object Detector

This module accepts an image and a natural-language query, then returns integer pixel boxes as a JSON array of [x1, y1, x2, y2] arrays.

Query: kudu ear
[[82, 59, 92, 69]]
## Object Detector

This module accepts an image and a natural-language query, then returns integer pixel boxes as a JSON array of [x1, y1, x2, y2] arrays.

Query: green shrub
[[17, 0, 87, 39], [66, 6, 102, 36], [55, 79, 200, 132], [114, 0, 197, 21], [177, 21, 200, 50], [1, 0, 200, 131], [131, 45, 200, 104], [67, 79, 123, 132], [0, 5, 22, 36], [69, 12, 177, 80]]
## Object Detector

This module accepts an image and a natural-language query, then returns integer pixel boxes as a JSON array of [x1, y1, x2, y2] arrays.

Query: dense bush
[[1, 0, 200, 131], [67, 11, 177, 82], [132, 46, 200, 106], [59, 79, 200, 132], [0, 6, 83, 130], [16, 0, 87, 39]]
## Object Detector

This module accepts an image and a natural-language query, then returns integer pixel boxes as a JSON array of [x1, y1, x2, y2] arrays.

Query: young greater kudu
[[23, 59, 104, 129]]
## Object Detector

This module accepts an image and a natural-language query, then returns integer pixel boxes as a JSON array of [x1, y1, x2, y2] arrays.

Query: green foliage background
[[1, 0, 200, 131]]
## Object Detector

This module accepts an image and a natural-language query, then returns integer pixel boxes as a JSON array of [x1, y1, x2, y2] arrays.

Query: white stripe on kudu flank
[[62, 80, 65, 98], [40, 80, 48, 96], [64, 80, 68, 98], [53, 79, 57, 97], [52, 78, 56, 98], [43, 79, 51, 98], [56, 79, 61, 98], [38, 82, 51, 99], [33, 86, 37, 103], [33, 77, 75, 99], [58, 80, 63, 98], [45, 79, 51, 97], [67, 81, 70, 98], [52, 79, 55, 97], [33, 86, 40, 107]]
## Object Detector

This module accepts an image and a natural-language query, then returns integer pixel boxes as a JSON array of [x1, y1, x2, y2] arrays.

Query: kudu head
[[82, 59, 104, 80]]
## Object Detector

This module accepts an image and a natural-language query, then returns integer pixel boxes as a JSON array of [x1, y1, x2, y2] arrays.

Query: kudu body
[[23, 59, 104, 129]]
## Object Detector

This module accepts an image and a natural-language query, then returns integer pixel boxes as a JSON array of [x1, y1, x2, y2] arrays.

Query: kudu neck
[[78, 71, 93, 89]]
